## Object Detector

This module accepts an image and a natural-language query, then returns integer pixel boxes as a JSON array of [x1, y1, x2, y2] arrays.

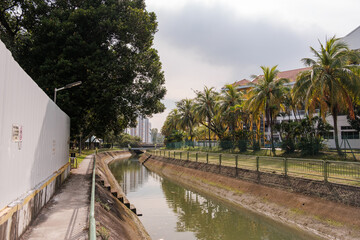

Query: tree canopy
[[0, 0, 166, 140]]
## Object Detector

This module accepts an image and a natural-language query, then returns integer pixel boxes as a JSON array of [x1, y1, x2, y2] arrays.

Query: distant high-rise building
[[125, 116, 152, 144]]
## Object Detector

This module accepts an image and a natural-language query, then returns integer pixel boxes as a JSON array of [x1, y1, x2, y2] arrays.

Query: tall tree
[[0, 0, 166, 140], [161, 109, 180, 138], [218, 84, 243, 141], [176, 99, 197, 141], [246, 66, 289, 155], [151, 128, 158, 144], [194, 86, 227, 146], [293, 37, 360, 155]]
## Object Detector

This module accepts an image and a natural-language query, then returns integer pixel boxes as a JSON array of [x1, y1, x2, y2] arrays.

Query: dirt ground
[[141, 155, 360, 240]]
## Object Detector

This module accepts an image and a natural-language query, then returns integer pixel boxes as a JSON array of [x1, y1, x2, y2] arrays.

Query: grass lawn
[[69, 147, 125, 167], [149, 149, 360, 187]]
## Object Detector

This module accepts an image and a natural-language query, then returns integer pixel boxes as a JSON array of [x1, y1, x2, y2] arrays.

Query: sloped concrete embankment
[[95, 151, 150, 240], [140, 154, 360, 240]]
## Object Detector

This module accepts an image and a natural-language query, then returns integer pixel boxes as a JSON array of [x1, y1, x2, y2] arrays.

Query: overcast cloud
[[146, 0, 360, 130]]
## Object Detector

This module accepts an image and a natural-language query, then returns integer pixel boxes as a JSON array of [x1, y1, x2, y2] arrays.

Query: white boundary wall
[[0, 41, 70, 209]]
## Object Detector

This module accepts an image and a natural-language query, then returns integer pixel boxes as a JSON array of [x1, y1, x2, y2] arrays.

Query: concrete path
[[21, 155, 94, 240]]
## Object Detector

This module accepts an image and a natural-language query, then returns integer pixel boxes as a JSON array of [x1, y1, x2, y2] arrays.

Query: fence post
[[180, 152, 182, 160], [206, 153, 209, 164], [235, 155, 238, 169], [256, 156, 259, 172], [187, 151, 189, 160], [219, 154, 222, 166], [284, 158, 288, 177], [168, 151, 170, 158], [324, 161, 328, 182], [174, 151, 176, 159], [196, 153, 198, 162]]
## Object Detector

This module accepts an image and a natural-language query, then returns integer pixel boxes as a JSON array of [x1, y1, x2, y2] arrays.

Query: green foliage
[[246, 65, 290, 154], [0, 0, 166, 140], [219, 135, 233, 150], [97, 226, 110, 240], [297, 117, 332, 156], [117, 133, 141, 147], [275, 117, 332, 156], [252, 140, 261, 151], [347, 102, 360, 131], [151, 128, 159, 143], [293, 36, 360, 155], [275, 121, 299, 153], [164, 130, 185, 144]]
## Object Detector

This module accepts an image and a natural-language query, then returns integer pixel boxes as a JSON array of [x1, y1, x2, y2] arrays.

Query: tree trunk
[[332, 110, 342, 155], [293, 109, 298, 121], [269, 111, 276, 155], [208, 116, 211, 148]]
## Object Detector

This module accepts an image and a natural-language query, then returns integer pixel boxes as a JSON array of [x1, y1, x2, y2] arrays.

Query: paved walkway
[[21, 155, 93, 240]]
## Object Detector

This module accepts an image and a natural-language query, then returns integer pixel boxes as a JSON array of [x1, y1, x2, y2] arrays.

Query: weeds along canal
[[109, 157, 316, 240]]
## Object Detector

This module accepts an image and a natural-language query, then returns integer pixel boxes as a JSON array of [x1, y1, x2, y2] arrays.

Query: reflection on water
[[109, 157, 314, 240], [109, 158, 149, 194]]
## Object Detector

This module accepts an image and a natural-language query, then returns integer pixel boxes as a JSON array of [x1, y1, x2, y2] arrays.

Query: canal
[[109, 157, 316, 240]]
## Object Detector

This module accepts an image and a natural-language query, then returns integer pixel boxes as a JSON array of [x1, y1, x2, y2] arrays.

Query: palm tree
[[218, 84, 243, 141], [176, 99, 197, 141], [194, 86, 226, 147], [293, 37, 360, 155], [161, 108, 180, 137], [246, 66, 289, 155]]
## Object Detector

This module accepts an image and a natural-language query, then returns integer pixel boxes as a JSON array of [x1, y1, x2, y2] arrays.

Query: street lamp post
[[54, 81, 82, 103]]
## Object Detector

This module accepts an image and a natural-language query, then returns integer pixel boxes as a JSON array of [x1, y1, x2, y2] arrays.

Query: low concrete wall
[[143, 154, 360, 208], [0, 163, 70, 240]]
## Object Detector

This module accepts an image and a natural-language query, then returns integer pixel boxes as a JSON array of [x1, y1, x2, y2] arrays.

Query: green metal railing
[[149, 150, 360, 186], [89, 153, 96, 239]]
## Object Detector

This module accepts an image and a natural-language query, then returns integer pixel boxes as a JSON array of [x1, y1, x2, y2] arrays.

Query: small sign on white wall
[[12, 124, 23, 150]]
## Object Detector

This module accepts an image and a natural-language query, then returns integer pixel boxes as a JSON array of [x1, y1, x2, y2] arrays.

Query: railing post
[[324, 160, 328, 182], [196, 152, 198, 162], [206, 153, 209, 164], [187, 151, 189, 161], [219, 154, 222, 166], [256, 156, 259, 172], [235, 155, 238, 169], [284, 158, 288, 177], [89, 154, 96, 240]]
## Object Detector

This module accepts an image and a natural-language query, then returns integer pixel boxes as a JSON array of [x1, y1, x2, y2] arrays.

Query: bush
[[297, 137, 323, 156], [280, 139, 295, 154], [252, 141, 261, 151], [237, 140, 247, 152], [220, 140, 233, 150]]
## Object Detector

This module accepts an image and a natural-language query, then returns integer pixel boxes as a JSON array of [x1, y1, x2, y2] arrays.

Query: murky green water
[[109, 157, 317, 240]]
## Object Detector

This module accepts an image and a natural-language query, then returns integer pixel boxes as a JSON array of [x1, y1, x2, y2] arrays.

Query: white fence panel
[[0, 41, 70, 209]]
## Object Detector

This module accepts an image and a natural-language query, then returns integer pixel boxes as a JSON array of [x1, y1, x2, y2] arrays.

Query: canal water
[[109, 157, 315, 240]]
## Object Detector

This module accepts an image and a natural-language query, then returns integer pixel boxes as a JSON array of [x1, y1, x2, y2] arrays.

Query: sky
[[146, 0, 360, 130]]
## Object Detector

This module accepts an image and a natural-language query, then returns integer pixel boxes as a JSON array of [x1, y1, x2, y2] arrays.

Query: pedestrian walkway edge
[[0, 162, 71, 240]]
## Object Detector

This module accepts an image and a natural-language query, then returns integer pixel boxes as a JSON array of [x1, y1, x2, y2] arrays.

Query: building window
[[341, 131, 360, 139], [341, 126, 353, 130], [323, 132, 334, 139]]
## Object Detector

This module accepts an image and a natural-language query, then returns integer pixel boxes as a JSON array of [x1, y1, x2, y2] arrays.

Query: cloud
[[156, 2, 326, 76], [148, 1, 360, 130]]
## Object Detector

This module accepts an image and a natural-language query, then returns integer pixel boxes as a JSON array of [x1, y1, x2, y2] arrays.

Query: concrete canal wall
[[141, 154, 360, 240], [95, 151, 151, 240]]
